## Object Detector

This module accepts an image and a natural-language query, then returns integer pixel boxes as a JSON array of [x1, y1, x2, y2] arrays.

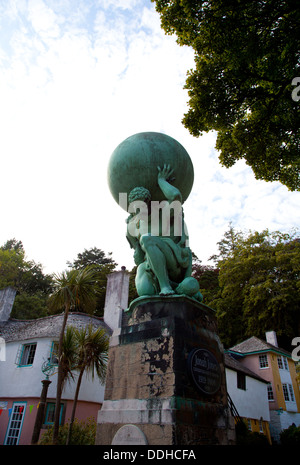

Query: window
[[4, 402, 26, 445], [267, 383, 274, 401], [247, 419, 252, 431], [277, 356, 283, 369], [288, 384, 295, 402], [259, 420, 264, 433], [282, 383, 295, 402], [277, 356, 289, 370], [237, 372, 246, 390], [50, 342, 59, 365], [18, 343, 37, 366], [259, 354, 268, 368], [44, 402, 64, 425], [283, 384, 289, 401]]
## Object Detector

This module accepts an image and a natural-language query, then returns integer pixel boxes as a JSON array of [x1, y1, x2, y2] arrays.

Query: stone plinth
[[96, 296, 235, 445]]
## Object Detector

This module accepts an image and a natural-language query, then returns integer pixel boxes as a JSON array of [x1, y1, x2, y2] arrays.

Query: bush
[[39, 417, 96, 445], [235, 421, 270, 446], [280, 424, 300, 445]]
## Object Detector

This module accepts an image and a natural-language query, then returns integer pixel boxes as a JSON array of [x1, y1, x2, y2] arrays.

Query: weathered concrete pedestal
[[96, 296, 235, 445]]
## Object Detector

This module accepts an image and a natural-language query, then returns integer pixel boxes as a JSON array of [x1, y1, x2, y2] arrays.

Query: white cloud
[[0, 0, 299, 275]]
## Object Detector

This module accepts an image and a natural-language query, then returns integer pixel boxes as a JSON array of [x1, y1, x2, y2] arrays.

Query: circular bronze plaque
[[188, 348, 221, 395]]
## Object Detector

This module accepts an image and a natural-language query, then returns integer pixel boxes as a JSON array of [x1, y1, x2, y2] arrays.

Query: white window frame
[[259, 354, 268, 368], [4, 402, 27, 445], [282, 383, 295, 402], [50, 341, 59, 366], [288, 384, 295, 402], [277, 356, 289, 371], [16, 343, 37, 367], [267, 383, 274, 401]]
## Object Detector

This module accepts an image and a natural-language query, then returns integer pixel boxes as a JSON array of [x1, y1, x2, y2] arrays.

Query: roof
[[224, 353, 269, 383], [229, 336, 291, 358], [0, 312, 112, 343]]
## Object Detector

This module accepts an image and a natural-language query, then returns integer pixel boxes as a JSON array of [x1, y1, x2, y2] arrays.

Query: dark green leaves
[[153, 0, 300, 190]]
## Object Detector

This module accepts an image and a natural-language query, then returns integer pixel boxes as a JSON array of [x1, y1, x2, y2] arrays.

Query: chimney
[[266, 331, 278, 347], [0, 287, 17, 321], [103, 268, 130, 331]]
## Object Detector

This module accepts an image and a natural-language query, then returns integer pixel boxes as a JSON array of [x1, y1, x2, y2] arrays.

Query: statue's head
[[128, 186, 151, 206]]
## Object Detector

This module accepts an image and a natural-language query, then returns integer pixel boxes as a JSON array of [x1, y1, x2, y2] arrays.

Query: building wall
[[288, 358, 300, 412], [0, 396, 101, 445], [247, 417, 271, 444], [0, 338, 105, 402], [0, 336, 106, 444], [226, 368, 269, 421]]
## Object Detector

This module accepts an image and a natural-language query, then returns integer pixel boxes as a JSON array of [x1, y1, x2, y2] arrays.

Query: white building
[[0, 287, 111, 445], [225, 353, 271, 442]]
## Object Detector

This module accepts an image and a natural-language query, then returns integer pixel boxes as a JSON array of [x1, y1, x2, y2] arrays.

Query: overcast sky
[[0, 0, 299, 275]]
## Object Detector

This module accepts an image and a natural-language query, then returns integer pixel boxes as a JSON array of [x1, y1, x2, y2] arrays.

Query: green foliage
[[73, 324, 109, 383], [210, 226, 300, 348], [39, 418, 96, 445], [152, 0, 300, 191], [235, 421, 270, 445], [48, 267, 99, 315], [0, 238, 53, 319], [280, 424, 300, 445], [67, 247, 117, 316], [60, 326, 78, 386], [191, 254, 220, 304]]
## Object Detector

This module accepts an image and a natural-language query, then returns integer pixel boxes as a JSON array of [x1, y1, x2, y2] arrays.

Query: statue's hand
[[157, 164, 175, 183]]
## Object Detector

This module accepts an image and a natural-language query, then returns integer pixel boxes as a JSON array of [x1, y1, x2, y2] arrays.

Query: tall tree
[[48, 267, 98, 445], [0, 239, 53, 318], [191, 253, 220, 305], [66, 325, 109, 445], [152, 0, 300, 191], [67, 247, 117, 316], [210, 227, 300, 348]]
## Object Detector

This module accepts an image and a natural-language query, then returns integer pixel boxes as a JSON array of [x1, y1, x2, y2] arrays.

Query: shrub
[[235, 421, 270, 445], [280, 424, 300, 445], [39, 417, 96, 445]]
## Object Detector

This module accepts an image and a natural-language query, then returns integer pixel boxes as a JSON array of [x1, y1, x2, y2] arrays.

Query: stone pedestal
[[96, 296, 235, 445]]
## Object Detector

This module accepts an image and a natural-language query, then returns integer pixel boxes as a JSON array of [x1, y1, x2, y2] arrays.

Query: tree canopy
[[209, 226, 300, 348], [67, 247, 117, 316], [152, 0, 300, 191], [0, 239, 53, 319]]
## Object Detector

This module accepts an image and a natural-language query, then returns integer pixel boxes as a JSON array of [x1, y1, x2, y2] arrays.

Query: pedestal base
[[96, 296, 235, 445]]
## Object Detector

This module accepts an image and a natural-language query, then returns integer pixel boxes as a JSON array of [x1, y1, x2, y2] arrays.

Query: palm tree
[[48, 266, 98, 445], [66, 324, 109, 445], [60, 326, 78, 387]]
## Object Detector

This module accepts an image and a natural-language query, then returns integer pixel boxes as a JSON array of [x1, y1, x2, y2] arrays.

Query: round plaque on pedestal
[[187, 348, 221, 395]]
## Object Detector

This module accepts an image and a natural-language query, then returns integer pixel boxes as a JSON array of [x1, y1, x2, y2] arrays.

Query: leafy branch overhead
[[152, 0, 300, 190]]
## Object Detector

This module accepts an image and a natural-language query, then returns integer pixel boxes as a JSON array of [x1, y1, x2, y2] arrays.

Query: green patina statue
[[107, 132, 203, 303]]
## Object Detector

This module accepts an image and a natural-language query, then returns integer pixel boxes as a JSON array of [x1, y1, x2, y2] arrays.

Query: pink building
[[228, 331, 300, 443]]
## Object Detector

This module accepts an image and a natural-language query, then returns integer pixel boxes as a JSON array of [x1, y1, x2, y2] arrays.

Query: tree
[[191, 253, 220, 305], [152, 0, 300, 191], [48, 267, 99, 445], [210, 227, 300, 348], [0, 238, 53, 318], [66, 325, 109, 445], [67, 247, 117, 316], [59, 326, 78, 387]]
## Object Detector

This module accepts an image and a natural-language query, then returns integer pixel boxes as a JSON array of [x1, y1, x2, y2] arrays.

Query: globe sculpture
[[107, 132, 194, 208], [107, 132, 202, 303]]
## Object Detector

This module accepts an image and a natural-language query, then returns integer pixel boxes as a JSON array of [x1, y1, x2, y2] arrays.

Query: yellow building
[[229, 331, 300, 444]]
